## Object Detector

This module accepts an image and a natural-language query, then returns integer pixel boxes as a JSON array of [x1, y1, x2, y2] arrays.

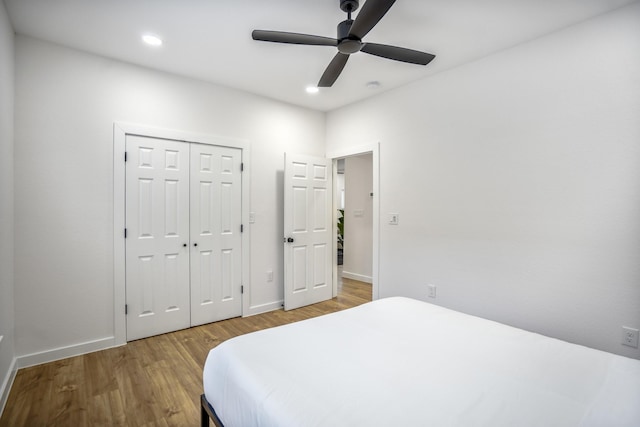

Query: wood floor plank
[[1, 278, 371, 426], [48, 356, 88, 426]]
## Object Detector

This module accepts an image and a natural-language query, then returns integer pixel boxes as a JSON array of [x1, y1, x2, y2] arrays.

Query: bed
[[201, 297, 640, 426]]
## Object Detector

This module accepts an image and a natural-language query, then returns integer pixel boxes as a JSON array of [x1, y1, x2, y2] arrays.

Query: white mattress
[[203, 297, 640, 427]]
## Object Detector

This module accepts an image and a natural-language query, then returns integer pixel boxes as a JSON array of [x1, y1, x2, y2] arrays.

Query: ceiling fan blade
[[252, 30, 338, 46], [349, 0, 396, 40], [318, 53, 350, 87], [361, 43, 435, 65]]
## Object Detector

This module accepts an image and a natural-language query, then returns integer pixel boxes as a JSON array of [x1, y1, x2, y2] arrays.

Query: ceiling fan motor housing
[[337, 19, 362, 54], [337, 19, 354, 40]]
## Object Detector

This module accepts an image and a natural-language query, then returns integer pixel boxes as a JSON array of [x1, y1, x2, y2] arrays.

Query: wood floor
[[1, 278, 371, 427]]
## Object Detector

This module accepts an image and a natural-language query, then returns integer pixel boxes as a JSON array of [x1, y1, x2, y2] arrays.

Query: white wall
[[326, 4, 640, 358], [343, 154, 373, 282], [13, 36, 325, 361], [336, 173, 345, 210], [0, 0, 15, 410]]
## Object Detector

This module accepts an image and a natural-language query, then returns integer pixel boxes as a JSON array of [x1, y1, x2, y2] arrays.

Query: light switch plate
[[428, 284, 437, 298], [388, 213, 399, 225]]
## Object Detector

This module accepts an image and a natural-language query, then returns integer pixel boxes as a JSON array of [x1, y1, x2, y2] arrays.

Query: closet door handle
[[183, 243, 187, 247], [194, 243, 198, 247]]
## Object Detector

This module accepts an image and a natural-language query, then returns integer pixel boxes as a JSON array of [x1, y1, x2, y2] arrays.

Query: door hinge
[[125, 304, 128, 315], [124, 228, 127, 238], [241, 162, 244, 172], [124, 152, 128, 162], [240, 224, 244, 233], [241, 285, 244, 294]]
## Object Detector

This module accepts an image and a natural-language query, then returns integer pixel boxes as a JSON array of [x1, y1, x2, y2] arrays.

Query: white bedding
[[203, 297, 640, 427]]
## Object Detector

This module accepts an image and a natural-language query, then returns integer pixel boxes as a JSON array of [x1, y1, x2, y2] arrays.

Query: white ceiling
[[4, 0, 636, 111]]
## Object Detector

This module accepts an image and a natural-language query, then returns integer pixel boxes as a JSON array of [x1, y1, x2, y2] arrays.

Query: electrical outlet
[[622, 326, 639, 348], [428, 284, 437, 299]]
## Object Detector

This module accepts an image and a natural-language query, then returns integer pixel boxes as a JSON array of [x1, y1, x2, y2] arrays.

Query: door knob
[[287, 237, 294, 243], [183, 243, 187, 247], [194, 243, 198, 247]]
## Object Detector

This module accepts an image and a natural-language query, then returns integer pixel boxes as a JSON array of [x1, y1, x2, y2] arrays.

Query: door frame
[[327, 143, 380, 300], [113, 122, 251, 345]]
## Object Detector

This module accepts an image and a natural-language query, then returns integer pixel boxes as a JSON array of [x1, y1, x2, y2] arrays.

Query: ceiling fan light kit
[[252, 0, 435, 87]]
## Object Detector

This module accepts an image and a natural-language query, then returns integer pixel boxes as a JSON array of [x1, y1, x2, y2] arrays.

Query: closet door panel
[[190, 144, 243, 326], [125, 135, 190, 341]]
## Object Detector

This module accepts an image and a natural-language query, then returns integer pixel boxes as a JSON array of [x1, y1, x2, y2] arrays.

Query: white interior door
[[125, 135, 191, 341], [284, 153, 333, 310], [190, 143, 243, 325]]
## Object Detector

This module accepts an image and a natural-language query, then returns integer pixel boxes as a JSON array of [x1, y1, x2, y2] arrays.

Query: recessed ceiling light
[[366, 81, 381, 89], [142, 34, 163, 47], [306, 86, 320, 94]]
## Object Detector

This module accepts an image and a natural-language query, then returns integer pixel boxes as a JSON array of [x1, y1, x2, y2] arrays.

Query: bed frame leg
[[201, 393, 225, 427], [201, 395, 210, 427]]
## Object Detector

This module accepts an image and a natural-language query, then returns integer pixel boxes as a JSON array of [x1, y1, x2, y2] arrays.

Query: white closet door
[[190, 143, 243, 326], [125, 135, 191, 341], [283, 153, 333, 310]]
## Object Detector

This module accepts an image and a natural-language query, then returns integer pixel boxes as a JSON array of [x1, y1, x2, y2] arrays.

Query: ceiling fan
[[252, 0, 436, 88]]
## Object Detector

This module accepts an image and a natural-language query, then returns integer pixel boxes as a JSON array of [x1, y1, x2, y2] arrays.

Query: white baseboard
[[0, 357, 17, 417], [246, 300, 283, 317], [341, 271, 373, 284], [16, 336, 118, 370]]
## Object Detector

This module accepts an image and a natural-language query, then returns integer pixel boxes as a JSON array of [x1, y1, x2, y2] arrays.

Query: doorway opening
[[329, 143, 379, 301], [335, 154, 373, 299]]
